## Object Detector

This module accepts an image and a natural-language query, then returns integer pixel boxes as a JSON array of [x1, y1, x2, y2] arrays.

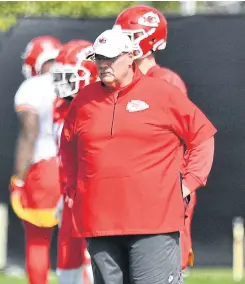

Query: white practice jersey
[[14, 73, 58, 164]]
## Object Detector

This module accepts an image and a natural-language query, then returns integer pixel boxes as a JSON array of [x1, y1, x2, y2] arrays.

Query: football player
[[52, 40, 98, 284], [10, 36, 63, 284]]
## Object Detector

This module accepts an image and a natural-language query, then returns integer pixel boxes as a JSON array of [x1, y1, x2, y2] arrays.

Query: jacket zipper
[[110, 92, 119, 137]]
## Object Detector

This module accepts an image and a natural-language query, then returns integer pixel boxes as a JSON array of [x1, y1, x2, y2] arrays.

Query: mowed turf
[[185, 269, 240, 284], [0, 269, 242, 284]]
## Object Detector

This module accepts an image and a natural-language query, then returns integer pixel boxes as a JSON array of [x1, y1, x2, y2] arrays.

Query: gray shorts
[[86, 233, 183, 284]]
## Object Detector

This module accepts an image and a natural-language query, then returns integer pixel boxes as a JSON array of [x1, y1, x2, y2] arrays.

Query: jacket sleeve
[[59, 101, 77, 199], [169, 92, 217, 193], [182, 137, 215, 192]]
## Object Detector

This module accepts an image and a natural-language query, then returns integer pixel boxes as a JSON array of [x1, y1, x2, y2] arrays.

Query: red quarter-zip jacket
[[60, 66, 217, 237]]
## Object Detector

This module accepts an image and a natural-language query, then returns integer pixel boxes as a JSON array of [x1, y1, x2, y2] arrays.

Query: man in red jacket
[[113, 5, 196, 270], [60, 29, 216, 284]]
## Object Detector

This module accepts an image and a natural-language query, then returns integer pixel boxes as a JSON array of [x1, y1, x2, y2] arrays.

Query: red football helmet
[[114, 5, 168, 59], [53, 40, 99, 98], [21, 36, 62, 79]]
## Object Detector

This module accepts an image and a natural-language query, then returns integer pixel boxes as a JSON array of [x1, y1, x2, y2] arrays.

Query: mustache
[[99, 70, 113, 75]]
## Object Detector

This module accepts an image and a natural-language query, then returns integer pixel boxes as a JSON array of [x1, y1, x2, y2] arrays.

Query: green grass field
[[0, 269, 243, 284]]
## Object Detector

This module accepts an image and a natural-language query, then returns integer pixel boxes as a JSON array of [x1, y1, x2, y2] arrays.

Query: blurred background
[[0, 1, 245, 283]]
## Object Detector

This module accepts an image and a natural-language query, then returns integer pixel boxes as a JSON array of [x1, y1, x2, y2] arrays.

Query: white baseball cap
[[93, 29, 133, 58]]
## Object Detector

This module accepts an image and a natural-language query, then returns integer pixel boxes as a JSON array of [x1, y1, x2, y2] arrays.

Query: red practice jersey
[[53, 97, 71, 193], [146, 65, 187, 96]]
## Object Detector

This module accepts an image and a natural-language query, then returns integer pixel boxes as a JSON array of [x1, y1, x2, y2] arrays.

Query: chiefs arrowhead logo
[[138, 12, 160, 28], [99, 37, 107, 44]]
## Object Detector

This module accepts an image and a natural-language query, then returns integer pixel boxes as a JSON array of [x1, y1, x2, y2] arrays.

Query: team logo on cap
[[99, 37, 107, 44]]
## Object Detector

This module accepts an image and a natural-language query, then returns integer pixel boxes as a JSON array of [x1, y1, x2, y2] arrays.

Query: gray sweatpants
[[86, 233, 183, 284]]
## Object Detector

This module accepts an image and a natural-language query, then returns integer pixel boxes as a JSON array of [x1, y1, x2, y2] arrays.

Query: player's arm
[[168, 90, 217, 197], [11, 80, 40, 184], [13, 110, 39, 181], [59, 99, 78, 207]]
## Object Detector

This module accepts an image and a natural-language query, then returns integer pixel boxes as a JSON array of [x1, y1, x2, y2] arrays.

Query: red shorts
[[11, 157, 61, 227], [24, 157, 60, 209]]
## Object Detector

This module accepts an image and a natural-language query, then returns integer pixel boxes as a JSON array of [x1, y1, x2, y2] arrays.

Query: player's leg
[[82, 264, 93, 284], [81, 239, 93, 284], [23, 221, 53, 284], [57, 235, 83, 284], [57, 202, 83, 284], [181, 218, 194, 271], [181, 192, 196, 270]]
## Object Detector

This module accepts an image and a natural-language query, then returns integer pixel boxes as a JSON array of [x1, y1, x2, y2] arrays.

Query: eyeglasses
[[94, 53, 127, 62]]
